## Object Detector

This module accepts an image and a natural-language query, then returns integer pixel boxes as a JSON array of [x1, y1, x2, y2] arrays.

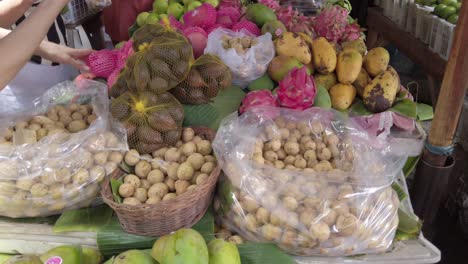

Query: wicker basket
[[101, 127, 221, 237]]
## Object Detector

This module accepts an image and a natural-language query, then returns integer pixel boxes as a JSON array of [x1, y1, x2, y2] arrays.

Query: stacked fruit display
[[115, 128, 217, 205], [416, 0, 462, 24]]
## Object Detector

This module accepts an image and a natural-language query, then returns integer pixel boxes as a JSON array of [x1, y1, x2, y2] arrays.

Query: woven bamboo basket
[[101, 127, 221, 237]]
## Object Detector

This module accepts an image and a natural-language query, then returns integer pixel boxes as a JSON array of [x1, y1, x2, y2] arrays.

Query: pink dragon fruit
[[217, 6, 241, 27], [206, 24, 228, 34], [232, 20, 260, 36], [107, 40, 134, 88], [183, 27, 208, 58], [258, 0, 280, 10], [240, 90, 279, 118], [276, 67, 316, 110], [313, 5, 349, 43], [341, 23, 362, 42], [167, 15, 185, 30], [86, 49, 116, 78], [218, 0, 242, 10], [183, 3, 217, 30], [260, 0, 315, 36]]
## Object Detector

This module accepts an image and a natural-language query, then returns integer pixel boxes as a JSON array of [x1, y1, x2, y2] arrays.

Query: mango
[[363, 66, 400, 113], [246, 3, 277, 27], [314, 73, 337, 91], [337, 49, 363, 84], [248, 75, 275, 91], [208, 239, 241, 264], [5, 256, 42, 264], [268, 55, 303, 82], [40, 246, 82, 264], [354, 68, 371, 97], [297, 32, 313, 49], [364, 47, 390, 77], [275, 32, 312, 64], [113, 250, 155, 264], [261, 20, 286, 40], [341, 39, 367, 56], [152, 228, 209, 264], [82, 247, 103, 264], [311, 37, 337, 74], [330, 83, 357, 110]]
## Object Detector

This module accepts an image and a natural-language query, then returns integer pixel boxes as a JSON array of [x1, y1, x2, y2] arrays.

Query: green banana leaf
[[397, 207, 422, 237], [348, 99, 373, 116], [97, 210, 215, 258], [237, 243, 296, 264], [403, 156, 420, 177], [183, 87, 246, 131], [53, 205, 114, 233], [389, 99, 417, 119], [111, 178, 124, 203], [392, 182, 408, 202], [313, 86, 332, 109], [416, 103, 434, 121]]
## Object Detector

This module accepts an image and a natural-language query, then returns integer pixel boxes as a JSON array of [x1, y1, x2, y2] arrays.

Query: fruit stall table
[[366, 7, 447, 105]]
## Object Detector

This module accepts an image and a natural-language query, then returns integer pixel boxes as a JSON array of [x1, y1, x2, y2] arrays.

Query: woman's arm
[[0, 0, 35, 28], [0, 0, 70, 91]]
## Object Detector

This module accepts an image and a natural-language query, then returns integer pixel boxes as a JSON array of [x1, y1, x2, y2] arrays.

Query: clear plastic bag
[[204, 28, 275, 88], [0, 80, 128, 218], [212, 107, 408, 256]]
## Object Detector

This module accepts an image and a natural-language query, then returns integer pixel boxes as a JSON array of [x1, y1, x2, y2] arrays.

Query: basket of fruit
[[101, 127, 221, 237]]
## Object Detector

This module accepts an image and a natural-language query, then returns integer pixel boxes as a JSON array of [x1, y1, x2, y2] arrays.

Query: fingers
[[67, 56, 90, 71], [69, 48, 95, 58]]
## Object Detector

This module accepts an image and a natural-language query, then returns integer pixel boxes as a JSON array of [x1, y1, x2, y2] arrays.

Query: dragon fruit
[[217, 6, 241, 27], [240, 90, 279, 118], [276, 67, 316, 110], [183, 27, 208, 58], [218, 0, 242, 10], [86, 49, 116, 78], [313, 5, 350, 43], [167, 15, 185, 30], [341, 22, 362, 42], [258, 0, 279, 10], [183, 3, 217, 29], [206, 24, 228, 34], [232, 20, 260, 36], [217, 15, 235, 28], [259, 0, 315, 36]]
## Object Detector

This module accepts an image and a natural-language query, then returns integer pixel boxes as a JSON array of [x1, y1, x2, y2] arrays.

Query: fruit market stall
[[0, 0, 453, 263]]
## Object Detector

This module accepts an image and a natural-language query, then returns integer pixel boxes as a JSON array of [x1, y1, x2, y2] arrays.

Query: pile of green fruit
[[136, 0, 219, 27], [415, 0, 462, 24], [4, 245, 102, 264], [105, 228, 241, 264]]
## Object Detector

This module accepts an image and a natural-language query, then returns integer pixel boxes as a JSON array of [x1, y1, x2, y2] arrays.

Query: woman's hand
[[38, 41, 93, 71]]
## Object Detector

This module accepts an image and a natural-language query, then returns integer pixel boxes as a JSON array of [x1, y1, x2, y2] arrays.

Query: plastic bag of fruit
[[110, 90, 184, 154], [204, 28, 275, 88], [0, 80, 128, 218], [111, 24, 193, 98], [170, 54, 232, 104], [212, 107, 409, 256]]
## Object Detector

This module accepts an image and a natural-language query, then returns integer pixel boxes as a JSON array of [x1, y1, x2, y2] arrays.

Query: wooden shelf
[[367, 7, 447, 81]]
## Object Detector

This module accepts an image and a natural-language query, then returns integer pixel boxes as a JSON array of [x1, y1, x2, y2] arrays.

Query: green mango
[[40, 246, 82, 264], [245, 3, 277, 27], [153, 229, 208, 264], [208, 239, 241, 264], [248, 75, 275, 91], [82, 247, 103, 264], [113, 250, 156, 264]]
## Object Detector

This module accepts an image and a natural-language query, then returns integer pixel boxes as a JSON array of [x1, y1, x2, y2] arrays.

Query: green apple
[[187, 1, 202, 11], [136, 12, 150, 26], [153, 0, 169, 14], [202, 0, 219, 7], [183, 0, 193, 5], [167, 2, 184, 19], [159, 14, 168, 20], [146, 13, 160, 24]]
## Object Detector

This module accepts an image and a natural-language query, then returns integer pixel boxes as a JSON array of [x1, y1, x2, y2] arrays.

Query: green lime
[[146, 13, 160, 24], [434, 4, 447, 15], [136, 12, 150, 26], [440, 5, 457, 19], [440, 0, 457, 6], [447, 14, 458, 24]]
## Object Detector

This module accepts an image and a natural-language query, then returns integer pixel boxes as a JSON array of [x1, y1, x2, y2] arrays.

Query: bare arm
[[0, 0, 70, 91], [0, 0, 35, 28]]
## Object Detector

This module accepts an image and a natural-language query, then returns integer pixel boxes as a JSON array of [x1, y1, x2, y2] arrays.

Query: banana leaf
[[403, 156, 420, 177], [53, 205, 114, 233], [389, 99, 417, 119], [348, 99, 373, 116], [97, 210, 215, 258], [416, 103, 434, 121], [183, 87, 246, 131], [111, 178, 124, 203], [237, 243, 296, 264]]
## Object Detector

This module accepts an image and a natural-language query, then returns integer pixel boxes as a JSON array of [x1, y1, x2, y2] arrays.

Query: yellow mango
[[353, 68, 371, 97], [311, 37, 337, 74], [330, 83, 357, 111], [364, 47, 390, 77], [337, 49, 363, 84], [342, 39, 367, 56], [314, 73, 337, 91], [363, 66, 400, 113], [275, 32, 312, 64]]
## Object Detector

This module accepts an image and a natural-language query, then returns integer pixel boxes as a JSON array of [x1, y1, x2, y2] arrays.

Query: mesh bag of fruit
[[204, 28, 275, 88], [170, 54, 232, 104], [0, 80, 128, 218], [212, 107, 411, 256], [111, 24, 193, 98], [110, 90, 184, 154]]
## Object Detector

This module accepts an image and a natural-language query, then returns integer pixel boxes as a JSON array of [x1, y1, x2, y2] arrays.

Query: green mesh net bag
[[110, 24, 193, 98], [170, 54, 232, 104], [110, 91, 184, 154]]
